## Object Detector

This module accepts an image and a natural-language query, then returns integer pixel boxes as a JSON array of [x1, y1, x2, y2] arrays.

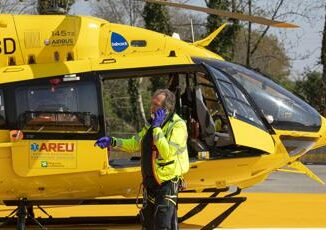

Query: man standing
[[95, 89, 189, 230]]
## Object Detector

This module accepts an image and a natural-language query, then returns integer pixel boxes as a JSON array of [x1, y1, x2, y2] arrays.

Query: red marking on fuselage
[[39, 143, 75, 152]]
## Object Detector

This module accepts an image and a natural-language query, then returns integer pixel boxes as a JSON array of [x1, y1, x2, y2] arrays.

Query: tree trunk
[[321, 7, 326, 116], [137, 78, 147, 124], [246, 0, 252, 67]]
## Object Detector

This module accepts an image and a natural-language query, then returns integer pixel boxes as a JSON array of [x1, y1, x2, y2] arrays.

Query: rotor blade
[[143, 0, 299, 28]]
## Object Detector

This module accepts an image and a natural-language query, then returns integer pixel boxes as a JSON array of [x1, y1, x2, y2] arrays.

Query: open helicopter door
[[202, 63, 275, 154]]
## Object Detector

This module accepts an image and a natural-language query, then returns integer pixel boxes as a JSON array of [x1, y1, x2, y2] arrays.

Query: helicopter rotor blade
[[143, 0, 299, 28]]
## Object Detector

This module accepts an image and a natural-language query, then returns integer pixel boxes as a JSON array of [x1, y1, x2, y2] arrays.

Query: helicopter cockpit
[[102, 63, 276, 167], [103, 59, 322, 167], [199, 59, 322, 133]]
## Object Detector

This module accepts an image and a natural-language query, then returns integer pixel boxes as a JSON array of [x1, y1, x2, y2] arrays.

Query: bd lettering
[[0, 38, 16, 54]]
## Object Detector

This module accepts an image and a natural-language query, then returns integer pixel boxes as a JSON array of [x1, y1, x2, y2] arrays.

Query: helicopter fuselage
[[0, 14, 324, 202]]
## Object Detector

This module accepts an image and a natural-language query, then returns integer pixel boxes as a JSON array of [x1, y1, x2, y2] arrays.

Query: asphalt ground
[[244, 165, 326, 193], [0, 165, 325, 229]]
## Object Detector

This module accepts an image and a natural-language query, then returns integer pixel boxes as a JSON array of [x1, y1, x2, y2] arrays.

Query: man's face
[[151, 93, 166, 114]]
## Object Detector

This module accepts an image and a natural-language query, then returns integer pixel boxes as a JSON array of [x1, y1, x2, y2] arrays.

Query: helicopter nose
[[312, 115, 326, 150], [279, 115, 326, 162]]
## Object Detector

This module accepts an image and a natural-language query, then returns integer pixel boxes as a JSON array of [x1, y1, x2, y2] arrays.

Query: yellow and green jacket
[[113, 113, 189, 183]]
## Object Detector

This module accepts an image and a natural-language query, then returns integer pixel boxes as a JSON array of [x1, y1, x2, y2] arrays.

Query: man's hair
[[153, 89, 176, 112]]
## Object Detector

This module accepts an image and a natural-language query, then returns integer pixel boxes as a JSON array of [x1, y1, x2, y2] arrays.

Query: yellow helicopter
[[0, 0, 325, 229]]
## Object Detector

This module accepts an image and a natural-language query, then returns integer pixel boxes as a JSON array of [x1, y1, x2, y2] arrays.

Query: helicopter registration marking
[[0, 38, 16, 54], [29, 141, 77, 169]]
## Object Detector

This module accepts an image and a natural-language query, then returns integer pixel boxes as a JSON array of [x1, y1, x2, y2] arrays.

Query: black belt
[[157, 160, 174, 167]]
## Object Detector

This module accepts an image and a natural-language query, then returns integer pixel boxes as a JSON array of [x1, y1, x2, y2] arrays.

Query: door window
[[203, 63, 275, 154], [206, 65, 267, 131], [197, 73, 231, 136], [15, 79, 99, 133]]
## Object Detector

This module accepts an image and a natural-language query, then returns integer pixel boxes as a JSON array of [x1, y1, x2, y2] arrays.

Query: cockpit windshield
[[208, 60, 321, 132]]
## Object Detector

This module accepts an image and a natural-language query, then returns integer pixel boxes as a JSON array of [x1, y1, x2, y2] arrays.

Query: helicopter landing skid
[[0, 188, 246, 230], [1, 198, 48, 230]]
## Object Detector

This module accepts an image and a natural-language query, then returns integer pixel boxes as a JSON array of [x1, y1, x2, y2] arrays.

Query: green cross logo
[[41, 161, 48, 168]]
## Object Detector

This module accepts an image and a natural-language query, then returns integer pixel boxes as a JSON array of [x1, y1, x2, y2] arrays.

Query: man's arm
[[113, 126, 148, 153], [152, 121, 187, 160]]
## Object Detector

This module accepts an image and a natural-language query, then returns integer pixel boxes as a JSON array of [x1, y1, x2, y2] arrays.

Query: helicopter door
[[203, 64, 275, 154]]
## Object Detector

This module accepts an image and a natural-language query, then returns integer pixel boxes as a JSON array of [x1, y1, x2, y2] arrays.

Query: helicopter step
[[0, 188, 246, 230]]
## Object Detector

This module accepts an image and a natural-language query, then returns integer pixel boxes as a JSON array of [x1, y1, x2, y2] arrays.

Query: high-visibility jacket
[[114, 113, 189, 184]]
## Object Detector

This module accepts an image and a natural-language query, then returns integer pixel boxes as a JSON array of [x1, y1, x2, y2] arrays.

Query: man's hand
[[95, 136, 112, 149], [152, 108, 166, 128]]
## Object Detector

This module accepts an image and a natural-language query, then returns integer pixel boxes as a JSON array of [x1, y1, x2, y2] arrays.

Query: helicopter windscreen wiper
[[18, 111, 99, 133]]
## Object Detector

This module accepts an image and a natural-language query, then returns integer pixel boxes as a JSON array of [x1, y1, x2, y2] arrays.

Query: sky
[[70, 0, 325, 78]]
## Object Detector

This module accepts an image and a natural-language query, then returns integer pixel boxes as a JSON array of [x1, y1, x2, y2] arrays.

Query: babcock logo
[[111, 32, 128, 52]]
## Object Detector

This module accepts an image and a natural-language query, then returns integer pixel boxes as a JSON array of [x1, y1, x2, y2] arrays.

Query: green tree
[[143, 2, 172, 35], [205, 0, 242, 60], [37, 0, 75, 15], [128, 79, 141, 131], [294, 71, 323, 113], [143, 2, 172, 92]]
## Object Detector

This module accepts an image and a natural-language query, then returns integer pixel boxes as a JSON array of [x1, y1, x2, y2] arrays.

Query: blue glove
[[95, 136, 112, 149], [151, 108, 166, 128]]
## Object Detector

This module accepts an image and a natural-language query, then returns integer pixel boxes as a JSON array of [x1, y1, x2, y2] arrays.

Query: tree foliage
[[143, 2, 172, 35], [128, 78, 141, 131], [0, 0, 35, 14], [233, 29, 291, 84], [294, 71, 323, 113], [205, 0, 242, 60], [93, 0, 143, 25], [37, 0, 75, 15], [143, 2, 172, 93]]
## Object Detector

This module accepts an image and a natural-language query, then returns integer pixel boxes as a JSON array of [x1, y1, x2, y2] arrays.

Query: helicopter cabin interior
[[103, 65, 269, 168], [0, 59, 321, 169]]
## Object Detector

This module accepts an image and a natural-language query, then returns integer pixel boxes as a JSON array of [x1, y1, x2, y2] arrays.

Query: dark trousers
[[140, 179, 179, 230]]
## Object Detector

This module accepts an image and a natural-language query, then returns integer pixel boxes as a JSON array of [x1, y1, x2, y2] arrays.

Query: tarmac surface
[[244, 164, 326, 193], [0, 165, 326, 229]]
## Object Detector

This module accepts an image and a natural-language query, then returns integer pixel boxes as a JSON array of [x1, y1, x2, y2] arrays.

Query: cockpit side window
[[212, 61, 321, 132], [206, 65, 267, 131]]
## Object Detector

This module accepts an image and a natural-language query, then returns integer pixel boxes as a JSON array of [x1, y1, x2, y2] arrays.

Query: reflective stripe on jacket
[[114, 113, 189, 183]]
